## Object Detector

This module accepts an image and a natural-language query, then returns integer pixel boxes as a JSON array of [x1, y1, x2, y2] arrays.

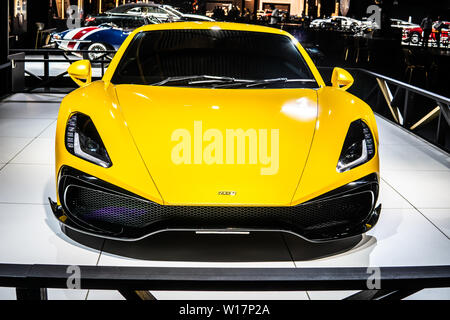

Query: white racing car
[[311, 16, 377, 32]]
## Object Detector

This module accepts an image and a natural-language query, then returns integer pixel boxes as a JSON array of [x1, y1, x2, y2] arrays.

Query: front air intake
[[59, 167, 378, 240]]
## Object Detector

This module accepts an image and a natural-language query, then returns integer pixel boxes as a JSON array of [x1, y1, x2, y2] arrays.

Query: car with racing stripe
[[50, 15, 159, 60]]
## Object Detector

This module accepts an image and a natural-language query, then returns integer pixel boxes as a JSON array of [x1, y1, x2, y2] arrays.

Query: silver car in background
[[106, 3, 214, 22]]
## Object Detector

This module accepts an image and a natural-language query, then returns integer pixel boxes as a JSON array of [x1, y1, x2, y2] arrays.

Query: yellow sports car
[[49, 22, 380, 242]]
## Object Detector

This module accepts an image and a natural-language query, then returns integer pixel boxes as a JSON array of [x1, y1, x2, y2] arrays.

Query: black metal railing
[[351, 68, 450, 152], [8, 48, 116, 93], [0, 263, 449, 300], [318, 67, 450, 153]]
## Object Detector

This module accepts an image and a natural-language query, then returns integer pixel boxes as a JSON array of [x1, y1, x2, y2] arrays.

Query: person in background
[[434, 16, 444, 48], [212, 6, 225, 21], [227, 5, 240, 22], [420, 14, 433, 48], [269, 5, 280, 25], [192, 0, 199, 13], [242, 8, 251, 22]]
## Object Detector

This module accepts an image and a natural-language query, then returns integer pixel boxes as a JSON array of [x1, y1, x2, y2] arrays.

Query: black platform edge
[[0, 263, 449, 292]]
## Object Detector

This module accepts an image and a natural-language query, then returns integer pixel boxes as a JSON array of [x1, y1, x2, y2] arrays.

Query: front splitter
[[49, 197, 381, 243]]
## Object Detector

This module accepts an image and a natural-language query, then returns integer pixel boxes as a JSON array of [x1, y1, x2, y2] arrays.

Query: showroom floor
[[0, 93, 449, 300]]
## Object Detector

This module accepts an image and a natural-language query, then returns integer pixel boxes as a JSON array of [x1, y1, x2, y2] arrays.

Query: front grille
[[63, 181, 375, 237]]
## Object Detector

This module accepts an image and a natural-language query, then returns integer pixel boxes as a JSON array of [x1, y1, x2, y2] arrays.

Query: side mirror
[[68, 60, 92, 87], [331, 67, 354, 91]]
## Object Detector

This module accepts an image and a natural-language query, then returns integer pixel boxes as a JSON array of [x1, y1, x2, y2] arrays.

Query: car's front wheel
[[350, 23, 359, 33], [409, 32, 422, 44], [83, 42, 113, 62]]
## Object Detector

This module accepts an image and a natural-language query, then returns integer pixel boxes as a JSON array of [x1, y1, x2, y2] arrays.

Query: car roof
[[107, 3, 162, 13], [90, 14, 148, 19], [132, 21, 290, 35]]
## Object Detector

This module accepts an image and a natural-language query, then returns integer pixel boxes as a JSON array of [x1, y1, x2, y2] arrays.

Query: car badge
[[218, 191, 237, 196]]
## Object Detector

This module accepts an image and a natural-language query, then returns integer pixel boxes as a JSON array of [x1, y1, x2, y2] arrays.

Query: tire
[[83, 42, 113, 62], [409, 32, 421, 44]]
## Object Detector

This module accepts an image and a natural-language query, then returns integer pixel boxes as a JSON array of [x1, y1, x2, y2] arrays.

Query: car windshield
[[111, 29, 318, 89]]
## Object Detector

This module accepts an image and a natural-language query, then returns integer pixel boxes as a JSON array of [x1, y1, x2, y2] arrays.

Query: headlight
[[337, 119, 375, 172], [65, 113, 112, 168]]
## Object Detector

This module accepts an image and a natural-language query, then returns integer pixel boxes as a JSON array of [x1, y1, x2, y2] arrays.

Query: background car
[[106, 3, 214, 22], [390, 18, 419, 42], [51, 16, 158, 60], [84, 13, 161, 28], [311, 16, 373, 32], [161, 4, 215, 22], [310, 17, 327, 28], [390, 18, 419, 29], [404, 21, 450, 45]]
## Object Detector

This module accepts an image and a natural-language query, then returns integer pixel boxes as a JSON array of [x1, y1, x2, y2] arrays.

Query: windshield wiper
[[150, 75, 251, 87], [244, 78, 316, 88], [150, 76, 316, 88], [210, 78, 288, 88], [212, 78, 316, 88]]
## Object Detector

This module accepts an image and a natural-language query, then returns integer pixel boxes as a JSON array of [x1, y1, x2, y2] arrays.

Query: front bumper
[[50, 166, 381, 242]]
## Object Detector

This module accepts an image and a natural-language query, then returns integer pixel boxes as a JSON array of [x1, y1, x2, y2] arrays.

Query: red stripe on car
[[67, 27, 98, 50]]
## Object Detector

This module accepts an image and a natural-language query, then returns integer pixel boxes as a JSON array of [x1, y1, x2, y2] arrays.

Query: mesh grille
[[64, 184, 373, 232]]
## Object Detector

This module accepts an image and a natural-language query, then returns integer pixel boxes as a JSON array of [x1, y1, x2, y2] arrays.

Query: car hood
[[115, 85, 318, 205], [59, 26, 100, 39]]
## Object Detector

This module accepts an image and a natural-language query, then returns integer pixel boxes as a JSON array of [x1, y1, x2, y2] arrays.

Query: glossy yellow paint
[[55, 81, 164, 205], [331, 67, 354, 91], [291, 86, 379, 205], [56, 22, 379, 207], [114, 85, 318, 205], [67, 60, 92, 87]]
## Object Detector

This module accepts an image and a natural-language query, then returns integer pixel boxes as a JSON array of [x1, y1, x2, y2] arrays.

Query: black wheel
[[409, 32, 421, 44], [350, 23, 359, 33], [82, 42, 114, 63]]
